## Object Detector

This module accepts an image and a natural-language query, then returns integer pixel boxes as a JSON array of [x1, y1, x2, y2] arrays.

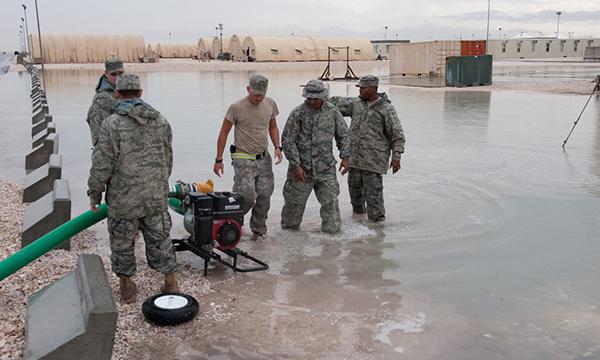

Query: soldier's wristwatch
[[275, 146, 282, 151], [215, 158, 223, 163]]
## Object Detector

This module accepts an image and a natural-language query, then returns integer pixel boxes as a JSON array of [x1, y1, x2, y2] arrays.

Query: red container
[[461, 40, 486, 56]]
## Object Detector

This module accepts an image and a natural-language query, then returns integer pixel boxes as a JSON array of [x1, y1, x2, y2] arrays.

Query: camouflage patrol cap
[[249, 74, 268, 95], [302, 79, 328, 100], [115, 73, 142, 91], [356, 75, 379, 88], [105, 57, 124, 72]]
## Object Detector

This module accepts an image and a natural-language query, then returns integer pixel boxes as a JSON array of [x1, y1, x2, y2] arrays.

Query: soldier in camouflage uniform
[[213, 74, 282, 241], [281, 80, 349, 233], [330, 75, 406, 222], [85, 57, 124, 147], [87, 74, 178, 304]]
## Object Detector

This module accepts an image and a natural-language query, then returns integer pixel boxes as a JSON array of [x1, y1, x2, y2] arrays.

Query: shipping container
[[389, 41, 460, 77], [461, 40, 486, 56], [445, 55, 492, 87]]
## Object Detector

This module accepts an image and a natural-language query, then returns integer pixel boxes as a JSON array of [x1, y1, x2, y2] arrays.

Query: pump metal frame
[[172, 237, 269, 276]]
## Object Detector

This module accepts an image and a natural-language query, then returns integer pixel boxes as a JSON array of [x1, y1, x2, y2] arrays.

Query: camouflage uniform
[[281, 80, 349, 233], [87, 74, 177, 276], [232, 155, 274, 236], [85, 58, 123, 147], [330, 75, 406, 221]]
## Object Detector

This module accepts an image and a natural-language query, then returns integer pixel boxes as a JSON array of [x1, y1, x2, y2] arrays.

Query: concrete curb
[[25, 254, 118, 360]]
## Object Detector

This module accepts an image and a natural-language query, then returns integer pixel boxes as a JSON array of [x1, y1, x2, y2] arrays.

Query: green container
[[446, 55, 492, 87]]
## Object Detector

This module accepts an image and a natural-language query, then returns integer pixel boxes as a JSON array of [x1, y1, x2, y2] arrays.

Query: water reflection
[[443, 91, 491, 124]]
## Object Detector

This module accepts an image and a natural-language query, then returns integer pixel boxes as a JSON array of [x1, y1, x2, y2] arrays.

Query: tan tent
[[196, 37, 213, 58], [145, 44, 156, 58], [28, 34, 145, 63], [156, 43, 197, 58], [230, 34, 245, 61], [211, 36, 231, 57], [241, 36, 375, 62], [311, 37, 375, 61]]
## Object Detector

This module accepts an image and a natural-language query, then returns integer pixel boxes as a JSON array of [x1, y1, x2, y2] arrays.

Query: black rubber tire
[[141, 293, 199, 326]]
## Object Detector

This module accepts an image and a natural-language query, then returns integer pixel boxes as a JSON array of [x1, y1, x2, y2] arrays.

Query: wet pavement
[[1, 64, 600, 359]]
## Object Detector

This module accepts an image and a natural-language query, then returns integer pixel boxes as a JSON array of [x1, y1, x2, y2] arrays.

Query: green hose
[[0, 185, 190, 281], [0, 203, 108, 281], [168, 198, 185, 215]]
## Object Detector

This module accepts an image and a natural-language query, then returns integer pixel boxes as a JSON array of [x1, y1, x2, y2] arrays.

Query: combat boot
[[119, 276, 137, 304], [161, 272, 180, 293]]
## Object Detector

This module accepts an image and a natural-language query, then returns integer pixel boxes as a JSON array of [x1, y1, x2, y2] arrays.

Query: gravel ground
[[0, 179, 214, 360]]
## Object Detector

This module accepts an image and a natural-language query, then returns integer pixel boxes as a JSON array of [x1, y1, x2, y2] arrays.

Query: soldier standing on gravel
[[330, 75, 406, 223], [87, 74, 179, 304], [213, 74, 283, 241], [85, 57, 124, 148], [281, 79, 349, 233]]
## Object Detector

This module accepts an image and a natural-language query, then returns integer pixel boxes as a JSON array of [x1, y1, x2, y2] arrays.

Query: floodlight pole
[[556, 11, 562, 39], [34, 0, 46, 92], [486, 0, 491, 54], [22, 4, 31, 56], [218, 23, 224, 55]]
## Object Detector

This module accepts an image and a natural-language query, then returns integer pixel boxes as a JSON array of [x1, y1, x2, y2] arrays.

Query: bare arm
[[214, 118, 233, 176], [269, 116, 282, 164]]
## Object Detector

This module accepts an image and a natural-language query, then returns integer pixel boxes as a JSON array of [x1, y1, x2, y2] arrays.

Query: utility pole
[[384, 26, 388, 40], [498, 27, 502, 40]]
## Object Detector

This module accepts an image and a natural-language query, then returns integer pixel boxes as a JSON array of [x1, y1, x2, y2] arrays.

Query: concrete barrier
[[21, 179, 71, 248], [25, 254, 117, 360], [32, 122, 56, 148], [32, 105, 49, 124], [23, 154, 62, 203], [26, 133, 58, 173], [32, 114, 52, 138], [32, 97, 48, 112]]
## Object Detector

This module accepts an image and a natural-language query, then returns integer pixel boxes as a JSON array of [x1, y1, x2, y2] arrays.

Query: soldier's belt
[[230, 144, 267, 160]]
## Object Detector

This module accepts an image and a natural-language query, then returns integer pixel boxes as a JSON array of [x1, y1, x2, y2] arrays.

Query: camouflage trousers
[[348, 168, 385, 221], [232, 155, 274, 236], [281, 176, 341, 233], [107, 211, 178, 277]]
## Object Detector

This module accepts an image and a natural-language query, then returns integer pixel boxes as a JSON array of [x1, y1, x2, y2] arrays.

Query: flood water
[[1, 64, 600, 359]]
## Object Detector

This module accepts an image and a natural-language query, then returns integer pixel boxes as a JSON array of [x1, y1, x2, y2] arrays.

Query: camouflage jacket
[[282, 101, 349, 180], [86, 75, 117, 147], [329, 93, 405, 174], [87, 99, 173, 220]]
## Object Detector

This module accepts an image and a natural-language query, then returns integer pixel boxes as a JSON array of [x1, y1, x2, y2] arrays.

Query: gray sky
[[2, 0, 599, 51]]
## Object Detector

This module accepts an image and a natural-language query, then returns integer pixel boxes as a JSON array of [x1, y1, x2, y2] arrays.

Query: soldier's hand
[[390, 159, 401, 174], [213, 162, 224, 177], [274, 147, 283, 165], [339, 159, 349, 175], [90, 200, 100, 212], [294, 166, 306, 182]]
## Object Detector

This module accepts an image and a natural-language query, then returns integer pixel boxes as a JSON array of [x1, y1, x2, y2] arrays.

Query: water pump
[[171, 187, 268, 276]]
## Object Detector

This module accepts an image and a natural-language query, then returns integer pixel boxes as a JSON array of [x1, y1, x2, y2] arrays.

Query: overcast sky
[[2, 0, 599, 51]]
